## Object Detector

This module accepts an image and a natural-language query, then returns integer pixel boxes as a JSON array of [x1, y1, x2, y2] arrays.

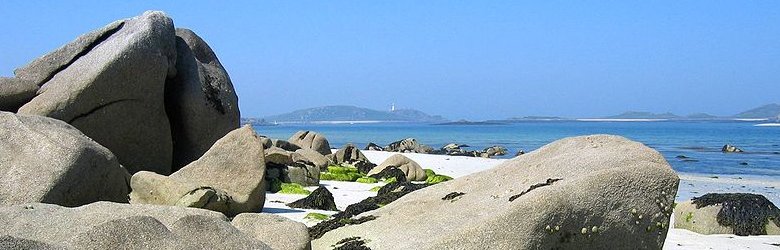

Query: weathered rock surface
[[314, 135, 680, 249], [289, 130, 332, 156], [0, 112, 129, 207], [129, 125, 267, 216], [232, 213, 312, 250], [166, 28, 239, 171], [0, 77, 38, 112], [331, 144, 370, 165], [296, 148, 331, 171], [674, 193, 780, 236], [17, 11, 177, 175], [264, 147, 320, 186], [0, 202, 273, 249], [364, 142, 383, 151], [384, 138, 433, 154], [367, 154, 427, 181]]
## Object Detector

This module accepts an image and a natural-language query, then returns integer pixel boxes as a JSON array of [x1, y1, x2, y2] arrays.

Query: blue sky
[[1, 1, 778, 120]]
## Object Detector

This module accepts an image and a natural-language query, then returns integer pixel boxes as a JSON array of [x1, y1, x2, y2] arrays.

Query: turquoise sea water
[[253, 121, 780, 177]]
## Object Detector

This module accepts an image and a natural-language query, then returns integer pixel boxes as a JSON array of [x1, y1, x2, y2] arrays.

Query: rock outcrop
[[264, 147, 320, 186], [0, 77, 38, 112], [364, 142, 383, 151], [232, 213, 311, 250], [289, 130, 332, 156], [0, 112, 129, 207], [721, 144, 744, 153], [331, 144, 370, 165], [314, 135, 679, 249], [0, 202, 275, 249], [129, 125, 267, 216], [165, 28, 240, 171], [384, 138, 433, 154], [17, 11, 177, 175], [367, 154, 427, 181], [674, 193, 780, 236]]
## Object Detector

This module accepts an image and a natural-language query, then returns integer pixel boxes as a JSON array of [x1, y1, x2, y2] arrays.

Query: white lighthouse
[[391, 103, 396, 112]]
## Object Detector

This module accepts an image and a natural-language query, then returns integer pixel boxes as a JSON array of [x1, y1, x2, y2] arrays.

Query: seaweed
[[509, 178, 563, 202], [442, 192, 465, 201], [309, 216, 377, 240], [287, 186, 338, 211], [333, 236, 371, 250], [692, 193, 780, 236], [368, 167, 407, 183]]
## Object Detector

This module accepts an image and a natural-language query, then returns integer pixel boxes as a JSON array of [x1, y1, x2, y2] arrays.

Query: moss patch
[[278, 182, 311, 195], [356, 177, 378, 184], [426, 174, 453, 184], [304, 212, 330, 221]]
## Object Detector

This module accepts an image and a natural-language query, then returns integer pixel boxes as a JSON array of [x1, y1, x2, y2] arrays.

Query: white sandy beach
[[264, 150, 780, 249]]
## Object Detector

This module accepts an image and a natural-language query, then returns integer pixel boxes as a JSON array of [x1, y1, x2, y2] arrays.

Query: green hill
[[263, 105, 447, 123]]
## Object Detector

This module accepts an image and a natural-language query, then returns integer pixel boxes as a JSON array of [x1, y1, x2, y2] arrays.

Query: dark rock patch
[[287, 187, 338, 211], [333, 236, 371, 250], [442, 192, 465, 201], [692, 193, 780, 236], [354, 161, 377, 175], [309, 216, 377, 240], [509, 178, 563, 202], [368, 167, 407, 183]]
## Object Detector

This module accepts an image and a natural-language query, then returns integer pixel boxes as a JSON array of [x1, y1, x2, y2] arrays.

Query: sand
[[263, 150, 780, 248]]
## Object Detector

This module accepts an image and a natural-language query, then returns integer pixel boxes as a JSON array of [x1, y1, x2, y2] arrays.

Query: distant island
[[596, 103, 780, 121], [434, 120, 505, 126], [258, 105, 448, 123]]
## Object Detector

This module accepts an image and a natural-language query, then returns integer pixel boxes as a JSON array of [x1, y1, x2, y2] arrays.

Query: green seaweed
[[424, 169, 436, 178], [320, 172, 364, 182], [356, 177, 378, 184], [304, 212, 330, 221], [369, 186, 382, 192], [684, 212, 694, 223], [383, 177, 397, 183], [426, 174, 453, 184], [278, 182, 311, 195]]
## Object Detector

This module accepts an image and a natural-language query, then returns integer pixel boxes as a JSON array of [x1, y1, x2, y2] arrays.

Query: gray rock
[[0, 235, 64, 250], [384, 138, 433, 154], [721, 144, 744, 153], [331, 144, 370, 165], [232, 213, 312, 250], [170, 215, 271, 250], [364, 142, 383, 151], [674, 193, 780, 236], [367, 154, 427, 181], [166, 28, 239, 171], [129, 125, 267, 216], [13, 20, 127, 86], [480, 145, 508, 158], [314, 135, 680, 249], [0, 202, 273, 249], [265, 147, 321, 186], [17, 11, 177, 175], [0, 77, 38, 112], [289, 130, 332, 156], [295, 148, 331, 171], [0, 112, 129, 207]]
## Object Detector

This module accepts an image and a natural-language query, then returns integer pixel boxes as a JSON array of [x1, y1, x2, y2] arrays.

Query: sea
[[253, 121, 780, 178]]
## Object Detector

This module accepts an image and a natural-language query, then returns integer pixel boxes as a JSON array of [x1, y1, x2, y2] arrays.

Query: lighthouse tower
[[391, 103, 396, 112]]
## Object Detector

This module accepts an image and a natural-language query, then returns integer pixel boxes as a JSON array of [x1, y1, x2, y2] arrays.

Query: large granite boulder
[[232, 213, 312, 250], [0, 77, 38, 112], [17, 11, 177, 175], [129, 125, 267, 216], [289, 130, 331, 156], [674, 193, 780, 236], [331, 144, 370, 165], [0, 202, 272, 249], [166, 28, 239, 171], [264, 147, 320, 186], [314, 135, 680, 249], [384, 138, 434, 154], [0, 112, 129, 207], [295, 148, 331, 171], [367, 154, 427, 181]]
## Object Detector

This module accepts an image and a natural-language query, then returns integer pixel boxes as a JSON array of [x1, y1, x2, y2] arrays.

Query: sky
[[1, 1, 778, 120]]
